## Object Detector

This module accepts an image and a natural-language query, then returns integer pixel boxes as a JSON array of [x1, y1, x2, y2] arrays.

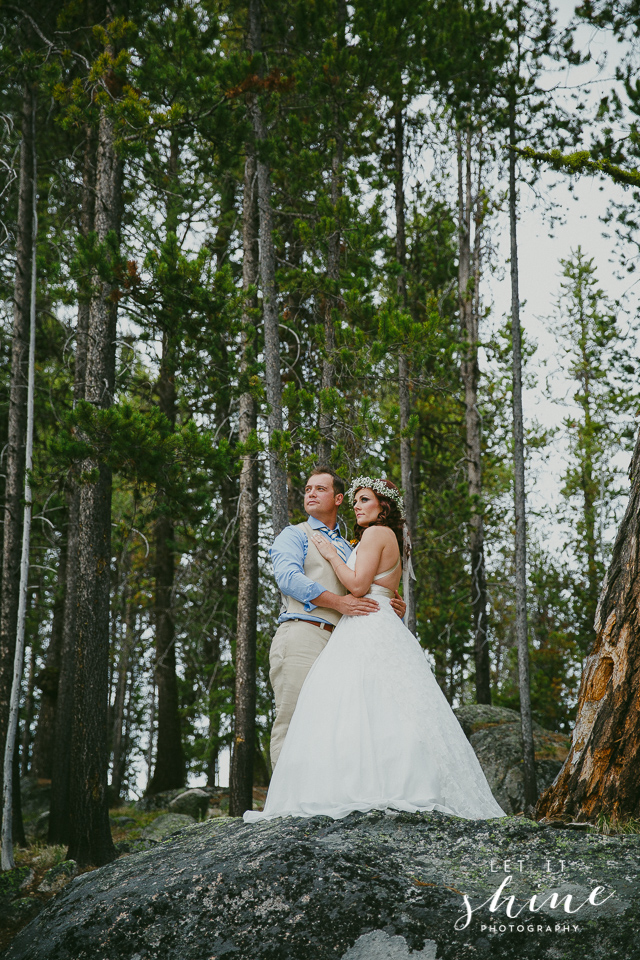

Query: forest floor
[[0, 781, 268, 954]]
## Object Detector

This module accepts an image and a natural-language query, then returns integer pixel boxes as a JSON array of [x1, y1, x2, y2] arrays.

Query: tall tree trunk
[[536, 426, 640, 822], [394, 106, 416, 634], [147, 133, 185, 795], [49, 123, 96, 845], [32, 521, 67, 780], [0, 85, 34, 846], [145, 679, 156, 792], [19, 634, 36, 777], [229, 152, 260, 817], [205, 638, 221, 788], [110, 587, 135, 803], [1, 94, 37, 867], [249, 0, 288, 537], [509, 100, 537, 816], [318, 0, 346, 464], [147, 361, 184, 793], [66, 86, 121, 867], [579, 351, 599, 649], [457, 127, 490, 705]]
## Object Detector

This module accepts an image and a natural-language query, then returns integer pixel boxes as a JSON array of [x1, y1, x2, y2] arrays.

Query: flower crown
[[346, 476, 406, 519]]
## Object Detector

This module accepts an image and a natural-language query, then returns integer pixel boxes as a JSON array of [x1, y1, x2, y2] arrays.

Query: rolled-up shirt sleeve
[[270, 526, 326, 611]]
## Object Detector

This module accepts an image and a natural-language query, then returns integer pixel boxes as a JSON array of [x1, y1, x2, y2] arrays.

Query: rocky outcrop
[[3, 809, 639, 960], [453, 705, 571, 815], [168, 789, 209, 819]]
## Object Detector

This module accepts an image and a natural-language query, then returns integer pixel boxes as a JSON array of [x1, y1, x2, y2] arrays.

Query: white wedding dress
[[244, 545, 507, 822]]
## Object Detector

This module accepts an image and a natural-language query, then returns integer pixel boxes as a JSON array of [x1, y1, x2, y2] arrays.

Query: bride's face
[[353, 488, 381, 526]]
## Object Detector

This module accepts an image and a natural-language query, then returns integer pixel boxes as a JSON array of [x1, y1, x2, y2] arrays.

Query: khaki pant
[[269, 619, 329, 768]]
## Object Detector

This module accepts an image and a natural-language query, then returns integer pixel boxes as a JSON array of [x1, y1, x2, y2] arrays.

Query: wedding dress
[[244, 545, 507, 822]]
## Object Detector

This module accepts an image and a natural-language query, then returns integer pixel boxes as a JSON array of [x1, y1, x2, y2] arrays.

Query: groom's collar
[[307, 514, 338, 532]]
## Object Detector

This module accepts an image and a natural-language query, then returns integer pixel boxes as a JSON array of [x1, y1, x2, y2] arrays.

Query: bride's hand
[[311, 533, 339, 561], [390, 590, 406, 620]]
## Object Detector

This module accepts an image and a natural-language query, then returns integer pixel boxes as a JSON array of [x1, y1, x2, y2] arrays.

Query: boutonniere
[[350, 539, 357, 545]]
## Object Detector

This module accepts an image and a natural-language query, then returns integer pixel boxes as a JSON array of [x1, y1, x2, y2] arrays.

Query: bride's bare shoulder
[[360, 526, 396, 546]]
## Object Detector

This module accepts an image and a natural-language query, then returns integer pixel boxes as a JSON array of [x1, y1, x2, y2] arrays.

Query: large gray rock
[[3, 810, 639, 959], [168, 788, 209, 820], [19, 777, 51, 821], [453, 705, 571, 815]]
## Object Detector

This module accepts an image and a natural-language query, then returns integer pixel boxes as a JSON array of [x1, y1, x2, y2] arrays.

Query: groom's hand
[[390, 591, 406, 620], [337, 595, 379, 616]]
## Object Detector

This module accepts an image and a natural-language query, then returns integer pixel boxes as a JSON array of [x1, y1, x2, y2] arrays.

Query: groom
[[268, 467, 406, 767]]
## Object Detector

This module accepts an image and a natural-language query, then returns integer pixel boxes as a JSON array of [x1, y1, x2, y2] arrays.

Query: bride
[[244, 477, 507, 823]]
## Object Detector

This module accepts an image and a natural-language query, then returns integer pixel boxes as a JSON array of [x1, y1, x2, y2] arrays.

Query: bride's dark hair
[[352, 479, 404, 554]]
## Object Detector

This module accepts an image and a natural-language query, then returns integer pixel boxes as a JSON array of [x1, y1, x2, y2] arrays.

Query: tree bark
[[19, 636, 36, 777], [146, 422, 184, 792], [229, 151, 260, 817], [1, 93, 37, 867], [0, 83, 34, 791], [66, 89, 121, 867], [457, 127, 491, 705], [509, 100, 537, 816], [146, 133, 185, 795], [318, 0, 346, 464], [536, 426, 640, 822], [110, 588, 135, 802], [32, 526, 66, 780], [248, 0, 288, 537], [49, 123, 96, 846], [394, 106, 417, 635]]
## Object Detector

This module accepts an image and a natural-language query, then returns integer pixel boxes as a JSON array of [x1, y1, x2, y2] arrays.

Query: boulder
[[140, 813, 195, 841], [27, 811, 49, 842], [168, 788, 209, 820], [453, 705, 571, 815], [19, 777, 51, 821], [133, 789, 185, 813], [37, 861, 78, 894], [3, 810, 639, 959]]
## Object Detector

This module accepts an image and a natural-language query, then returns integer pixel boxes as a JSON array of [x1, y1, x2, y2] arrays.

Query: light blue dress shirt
[[270, 514, 353, 626]]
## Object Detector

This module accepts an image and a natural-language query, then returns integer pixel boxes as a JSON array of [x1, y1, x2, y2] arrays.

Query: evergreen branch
[[515, 146, 640, 188], [4, 4, 91, 68]]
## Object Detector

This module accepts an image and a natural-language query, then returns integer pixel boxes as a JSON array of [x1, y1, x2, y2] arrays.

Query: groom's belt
[[288, 617, 335, 634]]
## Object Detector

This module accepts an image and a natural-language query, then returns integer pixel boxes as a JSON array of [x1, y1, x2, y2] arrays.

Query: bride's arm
[[311, 527, 386, 597]]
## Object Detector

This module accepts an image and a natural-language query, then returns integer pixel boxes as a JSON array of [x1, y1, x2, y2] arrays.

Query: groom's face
[[304, 473, 343, 519]]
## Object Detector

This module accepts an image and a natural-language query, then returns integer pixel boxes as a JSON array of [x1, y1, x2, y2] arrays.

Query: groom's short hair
[[307, 466, 345, 497]]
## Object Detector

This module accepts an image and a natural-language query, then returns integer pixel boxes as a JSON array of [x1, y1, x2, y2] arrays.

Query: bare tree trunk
[[147, 448, 184, 792], [66, 87, 121, 867], [32, 524, 67, 780], [49, 123, 96, 845], [205, 638, 221, 788], [147, 133, 185, 795], [394, 106, 416, 634], [229, 152, 260, 817], [110, 590, 134, 803], [145, 679, 156, 792], [509, 101, 537, 816], [248, 0, 288, 536], [1, 96, 37, 867], [318, 0, 346, 464], [0, 83, 34, 798], [19, 637, 36, 777], [536, 425, 640, 822], [457, 127, 491, 705]]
